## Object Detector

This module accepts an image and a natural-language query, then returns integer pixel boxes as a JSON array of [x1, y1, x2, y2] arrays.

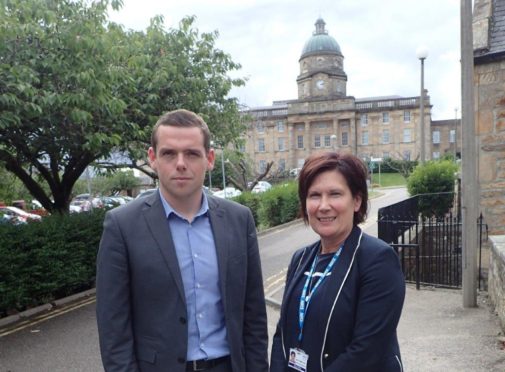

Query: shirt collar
[[158, 188, 209, 220]]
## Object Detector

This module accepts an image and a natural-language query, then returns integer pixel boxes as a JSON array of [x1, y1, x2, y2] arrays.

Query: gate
[[378, 192, 487, 289]]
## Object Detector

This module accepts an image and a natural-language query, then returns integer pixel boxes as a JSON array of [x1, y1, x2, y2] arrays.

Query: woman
[[270, 152, 405, 372]]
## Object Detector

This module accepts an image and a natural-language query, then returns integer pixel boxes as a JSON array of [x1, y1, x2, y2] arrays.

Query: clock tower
[[297, 18, 347, 99]]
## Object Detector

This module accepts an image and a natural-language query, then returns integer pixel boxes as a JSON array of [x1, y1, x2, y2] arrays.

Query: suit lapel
[[207, 196, 229, 313], [142, 192, 186, 305]]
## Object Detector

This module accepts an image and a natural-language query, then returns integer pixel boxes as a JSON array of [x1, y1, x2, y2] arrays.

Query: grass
[[371, 172, 407, 187]]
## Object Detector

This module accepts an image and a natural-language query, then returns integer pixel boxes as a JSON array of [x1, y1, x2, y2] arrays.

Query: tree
[[407, 160, 458, 218], [0, 0, 245, 213]]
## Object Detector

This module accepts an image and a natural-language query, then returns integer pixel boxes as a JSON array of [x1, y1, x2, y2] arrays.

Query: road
[[0, 187, 408, 372]]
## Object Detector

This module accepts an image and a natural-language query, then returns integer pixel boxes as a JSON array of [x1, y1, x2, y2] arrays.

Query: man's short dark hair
[[151, 109, 211, 153]]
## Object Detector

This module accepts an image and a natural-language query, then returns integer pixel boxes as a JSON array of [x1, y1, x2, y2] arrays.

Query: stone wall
[[488, 235, 505, 330], [475, 59, 505, 236]]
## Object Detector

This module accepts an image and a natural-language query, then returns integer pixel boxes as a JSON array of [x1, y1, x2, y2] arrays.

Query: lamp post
[[211, 140, 227, 198], [330, 134, 337, 151], [416, 46, 429, 163], [454, 107, 458, 161]]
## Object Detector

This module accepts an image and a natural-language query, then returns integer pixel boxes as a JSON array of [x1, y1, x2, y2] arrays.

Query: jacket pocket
[[136, 343, 157, 364]]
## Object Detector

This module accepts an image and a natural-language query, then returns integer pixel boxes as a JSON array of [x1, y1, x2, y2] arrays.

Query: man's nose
[[175, 153, 187, 170]]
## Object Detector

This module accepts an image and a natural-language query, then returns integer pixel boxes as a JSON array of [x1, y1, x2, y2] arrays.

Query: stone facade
[[242, 19, 460, 174], [474, 0, 505, 236], [488, 236, 505, 330]]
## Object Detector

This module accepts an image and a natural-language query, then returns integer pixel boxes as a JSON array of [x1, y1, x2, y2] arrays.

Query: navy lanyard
[[298, 245, 343, 342]]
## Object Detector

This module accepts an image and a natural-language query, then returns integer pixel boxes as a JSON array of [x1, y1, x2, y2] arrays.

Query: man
[[96, 109, 268, 372]]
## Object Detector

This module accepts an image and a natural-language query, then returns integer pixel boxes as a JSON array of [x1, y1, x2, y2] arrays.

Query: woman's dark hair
[[298, 151, 369, 225]]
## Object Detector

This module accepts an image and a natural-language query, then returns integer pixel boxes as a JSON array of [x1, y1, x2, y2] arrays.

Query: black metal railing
[[378, 192, 487, 290]]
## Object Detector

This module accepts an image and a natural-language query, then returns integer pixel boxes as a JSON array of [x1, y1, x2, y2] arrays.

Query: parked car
[[213, 187, 242, 199], [252, 181, 272, 194], [136, 188, 158, 199], [0, 206, 42, 222], [0, 209, 24, 225]]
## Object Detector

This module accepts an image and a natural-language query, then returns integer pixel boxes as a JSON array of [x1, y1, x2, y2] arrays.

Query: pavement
[[265, 285, 505, 372]]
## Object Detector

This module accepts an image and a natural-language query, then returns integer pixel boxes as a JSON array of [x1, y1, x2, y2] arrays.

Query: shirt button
[[194, 253, 198, 258], [198, 313, 203, 319], [196, 283, 201, 288]]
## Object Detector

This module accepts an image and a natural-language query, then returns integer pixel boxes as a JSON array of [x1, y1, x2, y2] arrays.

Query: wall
[[488, 235, 505, 330]]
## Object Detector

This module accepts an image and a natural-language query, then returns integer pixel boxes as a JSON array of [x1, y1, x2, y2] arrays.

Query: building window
[[361, 131, 369, 145], [259, 160, 266, 173], [258, 138, 265, 152], [403, 128, 411, 143], [314, 135, 321, 148], [278, 159, 286, 172], [297, 125, 304, 131], [256, 122, 265, 133], [433, 151, 440, 160], [277, 121, 285, 132], [403, 110, 411, 123], [383, 152, 390, 159], [382, 130, 390, 144], [239, 143, 245, 153], [278, 137, 286, 151], [360, 114, 368, 126], [341, 132, 348, 146], [403, 150, 411, 160], [449, 129, 456, 143], [297, 135, 304, 149], [317, 123, 327, 129], [382, 112, 389, 123], [432, 130, 440, 144], [324, 135, 331, 147]]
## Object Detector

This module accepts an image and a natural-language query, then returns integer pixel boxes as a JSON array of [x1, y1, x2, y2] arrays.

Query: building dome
[[300, 18, 341, 59]]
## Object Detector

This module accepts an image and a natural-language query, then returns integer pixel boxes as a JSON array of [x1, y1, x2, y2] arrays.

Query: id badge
[[288, 348, 308, 372]]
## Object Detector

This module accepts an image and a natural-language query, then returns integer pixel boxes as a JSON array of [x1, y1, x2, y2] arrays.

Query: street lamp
[[416, 46, 429, 163], [330, 134, 337, 151], [454, 107, 458, 161], [211, 140, 227, 198]]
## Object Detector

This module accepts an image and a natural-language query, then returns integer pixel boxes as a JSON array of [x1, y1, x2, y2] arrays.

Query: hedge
[[0, 209, 105, 316]]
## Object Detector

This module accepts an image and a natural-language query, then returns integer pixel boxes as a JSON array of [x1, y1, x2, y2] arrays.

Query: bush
[[0, 209, 105, 316], [257, 182, 299, 229], [407, 160, 458, 218], [233, 192, 261, 227]]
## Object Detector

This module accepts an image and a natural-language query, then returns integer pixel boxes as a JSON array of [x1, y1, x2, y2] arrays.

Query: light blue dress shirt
[[159, 190, 230, 361]]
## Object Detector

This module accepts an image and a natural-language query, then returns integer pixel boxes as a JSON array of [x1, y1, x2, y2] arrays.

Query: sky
[[108, 0, 462, 120]]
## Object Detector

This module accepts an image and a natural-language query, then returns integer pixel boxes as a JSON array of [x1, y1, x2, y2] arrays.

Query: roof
[[300, 18, 342, 59], [474, 0, 505, 61]]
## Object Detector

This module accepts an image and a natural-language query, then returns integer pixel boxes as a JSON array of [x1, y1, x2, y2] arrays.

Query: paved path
[[266, 286, 505, 371]]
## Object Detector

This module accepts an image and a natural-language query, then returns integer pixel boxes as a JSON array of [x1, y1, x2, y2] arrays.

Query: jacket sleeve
[[243, 209, 270, 372], [270, 248, 305, 372], [325, 245, 405, 371], [96, 211, 139, 372]]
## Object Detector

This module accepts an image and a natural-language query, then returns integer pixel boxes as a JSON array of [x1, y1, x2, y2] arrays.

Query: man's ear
[[148, 147, 157, 170]]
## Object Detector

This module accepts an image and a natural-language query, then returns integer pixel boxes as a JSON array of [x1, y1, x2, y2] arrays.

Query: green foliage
[[407, 160, 458, 218], [257, 182, 299, 229], [0, 209, 105, 315], [381, 158, 418, 177], [0, 0, 245, 214], [0, 165, 33, 204], [93, 170, 140, 196], [233, 192, 261, 227]]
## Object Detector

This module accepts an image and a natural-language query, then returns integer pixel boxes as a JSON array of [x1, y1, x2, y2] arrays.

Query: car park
[[213, 187, 242, 199], [0, 206, 42, 222], [252, 181, 272, 193]]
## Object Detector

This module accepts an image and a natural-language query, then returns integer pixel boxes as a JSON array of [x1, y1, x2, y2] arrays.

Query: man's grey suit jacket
[[96, 191, 268, 372]]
